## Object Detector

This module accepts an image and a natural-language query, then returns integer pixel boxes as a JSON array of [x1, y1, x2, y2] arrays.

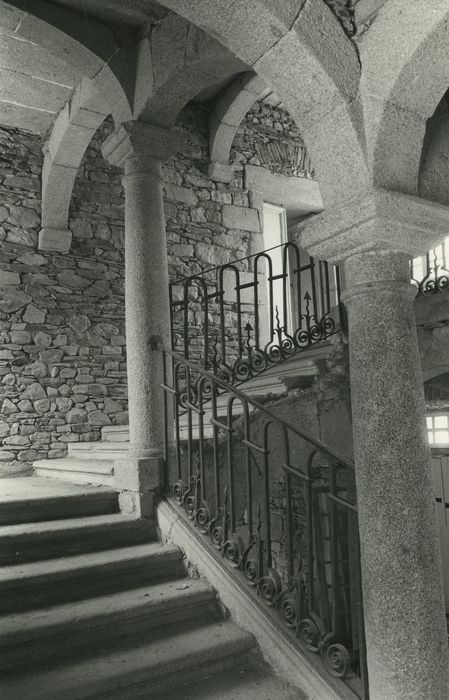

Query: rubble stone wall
[[0, 102, 309, 474]]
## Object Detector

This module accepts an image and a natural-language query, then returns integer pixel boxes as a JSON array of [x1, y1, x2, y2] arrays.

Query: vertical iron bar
[[162, 350, 169, 491], [211, 382, 221, 513], [282, 245, 289, 332], [227, 398, 236, 532], [284, 429, 294, 581], [306, 451, 315, 613], [263, 424, 272, 569], [198, 380, 205, 503], [169, 283, 175, 350], [318, 260, 326, 320], [235, 270, 243, 357], [174, 362, 182, 481], [183, 283, 190, 360], [218, 268, 227, 365], [309, 257, 318, 319], [186, 364, 193, 485], [203, 283, 210, 371], [253, 260, 260, 349], [323, 261, 331, 315]]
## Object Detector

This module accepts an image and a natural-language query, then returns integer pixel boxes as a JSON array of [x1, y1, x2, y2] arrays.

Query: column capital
[[301, 188, 449, 263], [101, 120, 185, 168]]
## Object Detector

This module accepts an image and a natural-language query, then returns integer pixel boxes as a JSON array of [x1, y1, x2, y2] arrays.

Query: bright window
[[262, 203, 291, 331], [427, 415, 449, 446], [412, 235, 449, 281]]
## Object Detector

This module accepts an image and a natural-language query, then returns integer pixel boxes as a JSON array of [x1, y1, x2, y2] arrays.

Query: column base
[[114, 452, 163, 519]]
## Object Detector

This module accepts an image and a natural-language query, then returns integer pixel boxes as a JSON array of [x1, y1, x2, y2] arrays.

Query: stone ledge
[[302, 188, 449, 262], [38, 228, 72, 253]]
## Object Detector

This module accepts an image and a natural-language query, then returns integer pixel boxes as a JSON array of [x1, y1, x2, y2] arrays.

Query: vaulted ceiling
[[0, 0, 396, 138]]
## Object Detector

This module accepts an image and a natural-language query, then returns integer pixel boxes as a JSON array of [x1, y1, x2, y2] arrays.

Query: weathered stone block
[[38, 228, 72, 253], [66, 407, 87, 424], [88, 409, 111, 426], [222, 204, 260, 232], [164, 184, 198, 206], [9, 205, 40, 229], [0, 270, 20, 286], [20, 382, 46, 401], [0, 290, 31, 313], [23, 304, 47, 324], [69, 314, 90, 333], [34, 398, 50, 413], [34, 331, 52, 347], [1, 399, 18, 414]]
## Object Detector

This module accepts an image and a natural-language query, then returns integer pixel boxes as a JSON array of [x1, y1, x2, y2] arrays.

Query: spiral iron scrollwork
[[323, 642, 351, 678], [278, 592, 300, 628], [258, 568, 283, 606], [297, 617, 322, 653], [173, 480, 184, 505], [222, 535, 245, 567], [195, 503, 210, 534]]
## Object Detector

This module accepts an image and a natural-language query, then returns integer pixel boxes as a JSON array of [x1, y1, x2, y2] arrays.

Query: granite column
[[102, 121, 183, 516], [302, 189, 449, 700]]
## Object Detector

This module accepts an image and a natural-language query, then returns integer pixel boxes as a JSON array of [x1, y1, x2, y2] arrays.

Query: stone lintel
[[38, 228, 72, 254], [102, 121, 185, 168], [301, 188, 449, 263], [208, 161, 234, 183]]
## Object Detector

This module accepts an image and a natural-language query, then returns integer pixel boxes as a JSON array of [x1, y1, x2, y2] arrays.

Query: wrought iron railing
[[161, 347, 368, 698], [412, 241, 449, 297], [170, 241, 343, 387]]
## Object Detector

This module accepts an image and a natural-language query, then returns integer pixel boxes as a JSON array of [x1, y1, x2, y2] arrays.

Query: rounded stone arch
[[152, 0, 368, 207], [5, 3, 135, 248], [135, 11, 247, 128], [359, 0, 449, 198], [40, 68, 132, 249], [207, 72, 268, 182], [3, 1, 119, 80]]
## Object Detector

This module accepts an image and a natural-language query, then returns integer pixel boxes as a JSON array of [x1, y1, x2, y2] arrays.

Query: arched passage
[[149, 0, 368, 207], [359, 0, 449, 199]]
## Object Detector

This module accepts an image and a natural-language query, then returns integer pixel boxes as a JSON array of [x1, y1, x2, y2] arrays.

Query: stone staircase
[[32, 346, 329, 488], [0, 478, 301, 699]]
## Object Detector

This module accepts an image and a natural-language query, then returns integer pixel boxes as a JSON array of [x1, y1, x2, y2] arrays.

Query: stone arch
[[208, 72, 268, 182], [152, 0, 368, 206], [3, 1, 119, 79], [2, 2, 134, 250], [40, 48, 136, 245], [135, 12, 246, 127], [359, 0, 449, 198]]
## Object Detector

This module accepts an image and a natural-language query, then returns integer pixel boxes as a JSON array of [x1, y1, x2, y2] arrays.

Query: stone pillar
[[102, 121, 184, 517], [302, 189, 449, 700]]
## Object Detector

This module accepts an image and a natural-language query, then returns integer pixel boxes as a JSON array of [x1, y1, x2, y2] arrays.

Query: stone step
[[0, 579, 219, 671], [0, 619, 255, 700], [0, 513, 154, 565], [34, 458, 115, 487], [0, 542, 184, 614], [0, 478, 118, 525], [67, 442, 129, 460], [102, 425, 130, 442], [100, 400, 255, 444], [159, 662, 302, 700]]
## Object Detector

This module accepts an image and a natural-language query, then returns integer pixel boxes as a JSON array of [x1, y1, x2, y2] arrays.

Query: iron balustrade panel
[[162, 348, 368, 698], [170, 241, 342, 386], [411, 245, 449, 297]]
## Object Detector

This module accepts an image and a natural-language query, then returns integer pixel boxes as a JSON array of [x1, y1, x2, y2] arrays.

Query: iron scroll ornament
[[171, 473, 354, 681]]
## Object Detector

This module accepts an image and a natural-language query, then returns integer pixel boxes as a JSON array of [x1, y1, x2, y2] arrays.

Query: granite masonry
[[0, 101, 309, 475]]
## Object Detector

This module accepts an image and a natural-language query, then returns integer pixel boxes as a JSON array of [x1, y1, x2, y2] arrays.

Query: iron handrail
[[163, 346, 355, 473]]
